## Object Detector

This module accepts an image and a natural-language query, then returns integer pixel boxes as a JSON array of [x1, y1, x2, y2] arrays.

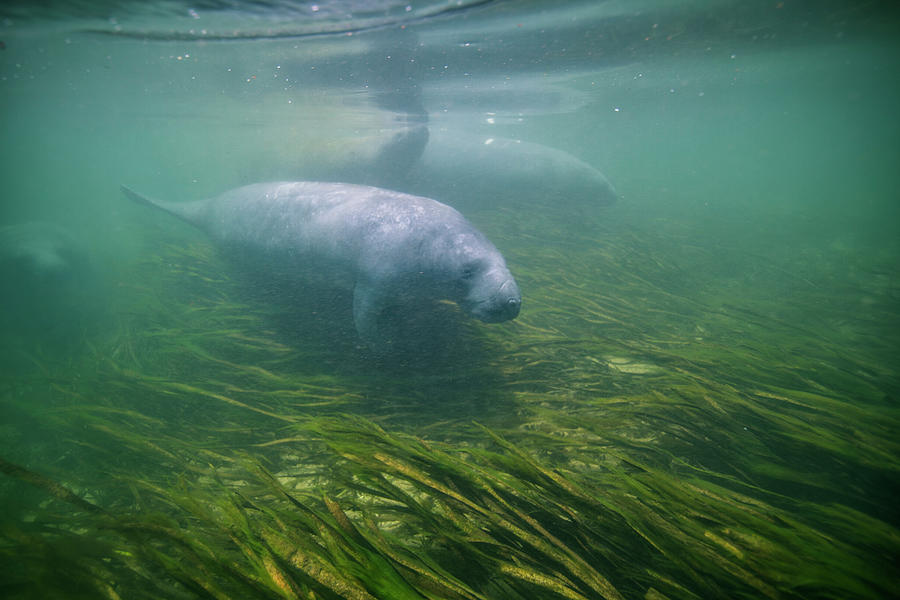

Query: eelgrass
[[1, 210, 898, 599]]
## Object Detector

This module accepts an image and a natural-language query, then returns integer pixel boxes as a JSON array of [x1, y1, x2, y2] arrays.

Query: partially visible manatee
[[390, 128, 618, 211], [0, 222, 99, 339]]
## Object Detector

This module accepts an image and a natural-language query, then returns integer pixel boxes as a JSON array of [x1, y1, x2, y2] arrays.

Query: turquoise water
[[1, 2, 898, 598]]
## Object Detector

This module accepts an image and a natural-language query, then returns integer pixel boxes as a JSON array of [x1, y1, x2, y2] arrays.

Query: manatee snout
[[496, 278, 522, 320], [467, 274, 521, 323]]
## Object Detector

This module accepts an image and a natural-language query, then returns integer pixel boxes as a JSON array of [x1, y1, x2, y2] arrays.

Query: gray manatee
[[122, 182, 521, 348], [383, 128, 618, 211], [0, 222, 99, 338]]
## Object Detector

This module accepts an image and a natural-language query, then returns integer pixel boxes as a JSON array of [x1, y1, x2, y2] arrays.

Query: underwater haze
[[1, 1, 899, 599]]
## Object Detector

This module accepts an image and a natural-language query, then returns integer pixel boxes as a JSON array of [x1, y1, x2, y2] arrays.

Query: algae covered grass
[[1, 207, 898, 599]]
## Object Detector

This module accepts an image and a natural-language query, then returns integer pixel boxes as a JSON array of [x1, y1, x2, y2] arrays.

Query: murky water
[[1, 2, 898, 598]]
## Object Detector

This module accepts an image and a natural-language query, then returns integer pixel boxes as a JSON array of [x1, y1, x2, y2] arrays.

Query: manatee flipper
[[369, 125, 429, 188]]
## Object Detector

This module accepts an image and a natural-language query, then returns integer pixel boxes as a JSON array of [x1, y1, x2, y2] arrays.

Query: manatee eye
[[460, 262, 479, 280]]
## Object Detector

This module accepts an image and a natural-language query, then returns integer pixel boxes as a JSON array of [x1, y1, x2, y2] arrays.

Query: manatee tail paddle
[[120, 185, 198, 225]]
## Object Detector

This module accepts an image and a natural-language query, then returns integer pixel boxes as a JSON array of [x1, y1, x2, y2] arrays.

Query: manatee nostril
[[505, 296, 521, 318]]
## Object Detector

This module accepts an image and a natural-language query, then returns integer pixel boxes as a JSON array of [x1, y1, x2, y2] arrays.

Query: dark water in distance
[[1, 1, 898, 599]]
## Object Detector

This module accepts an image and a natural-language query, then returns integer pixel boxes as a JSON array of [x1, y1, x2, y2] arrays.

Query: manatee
[[0, 221, 99, 338], [122, 182, 521, 348], [389, 128, 618, 211]]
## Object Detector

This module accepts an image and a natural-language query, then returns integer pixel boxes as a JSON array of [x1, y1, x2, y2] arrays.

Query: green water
[[1, 2, 898, 599]]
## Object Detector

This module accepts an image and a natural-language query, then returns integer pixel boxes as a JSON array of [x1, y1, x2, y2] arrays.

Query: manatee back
[[197, 182, 455, 258]]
